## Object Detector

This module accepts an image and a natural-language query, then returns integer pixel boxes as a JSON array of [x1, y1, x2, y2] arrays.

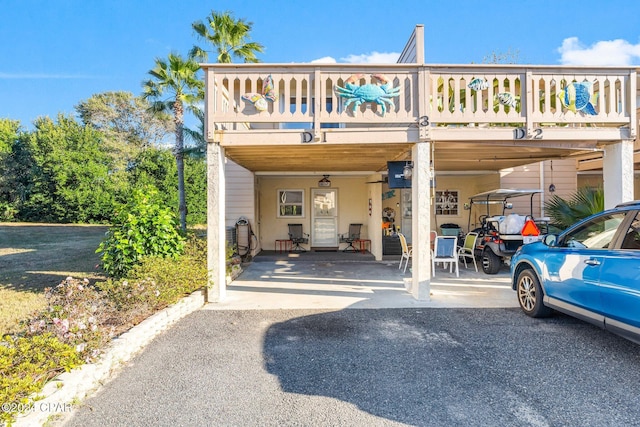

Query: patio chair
[[340, 223, 362, 252], [398, 233, 412, 273], [432, 236, 459, 277], [288, 224, 309, 252], [430, 230, 437, 250], [458, 232, 478, 272]]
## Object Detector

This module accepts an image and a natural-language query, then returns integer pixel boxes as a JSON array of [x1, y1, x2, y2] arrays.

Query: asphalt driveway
[[63, 307, 640, 427]]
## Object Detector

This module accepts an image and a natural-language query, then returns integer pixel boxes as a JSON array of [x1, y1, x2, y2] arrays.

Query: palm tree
[[544, 186, 604, 230], [142, 53, 204, 231], [183, 105, 205, 159], [190, 10, 264, 63]]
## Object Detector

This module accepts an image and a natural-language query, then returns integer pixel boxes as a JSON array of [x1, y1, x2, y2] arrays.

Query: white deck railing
[[203, 64, 636, 131]]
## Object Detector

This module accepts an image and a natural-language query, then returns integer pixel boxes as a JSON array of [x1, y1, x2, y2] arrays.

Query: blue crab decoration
[[335, 74, 401, 116]]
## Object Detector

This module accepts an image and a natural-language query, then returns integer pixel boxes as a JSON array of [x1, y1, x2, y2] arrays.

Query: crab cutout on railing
[[335, 74, 401, 116]]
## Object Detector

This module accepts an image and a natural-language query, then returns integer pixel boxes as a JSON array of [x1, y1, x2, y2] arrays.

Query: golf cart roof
[[469, 189, 542, 204]]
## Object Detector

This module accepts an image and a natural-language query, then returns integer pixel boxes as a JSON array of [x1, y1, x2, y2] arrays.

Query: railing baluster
[[206, 65, 632, 129]]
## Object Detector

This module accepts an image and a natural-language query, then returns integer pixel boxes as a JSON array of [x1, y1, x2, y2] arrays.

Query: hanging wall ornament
[[467, 77, 489, 91], [242, 74, 278, 112], [335, 74, 401, 116], [558, 81, 598, 115], [497, 92, 518, 108]]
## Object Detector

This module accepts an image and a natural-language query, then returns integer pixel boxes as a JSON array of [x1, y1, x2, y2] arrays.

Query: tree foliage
[[96, 186, 185, 278], [482, 48, 521, 64], [0, 111, 206, 225], [0, 118, 20, 154], [76, 91, 174, 149], [142, 53, 204, 232], [190, 10, 264, 63], [183, 105, 206, 159], [2, 115, 123, 222], [544, 186, 605, 230]]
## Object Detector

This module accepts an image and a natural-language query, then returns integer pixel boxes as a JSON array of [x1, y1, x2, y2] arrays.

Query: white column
[[207, 142, 226, 302], [603, 140, 634, 209], [411, 142, 431, 300], [367, 176, 383, 260]]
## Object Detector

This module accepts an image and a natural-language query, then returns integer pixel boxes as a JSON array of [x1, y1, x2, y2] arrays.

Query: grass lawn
[[0, 223, 108, 335]]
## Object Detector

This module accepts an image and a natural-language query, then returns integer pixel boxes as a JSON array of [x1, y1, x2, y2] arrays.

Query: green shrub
[[0, 200, 18, 221], [96, 186, 185, 278], [23, 277, 117, 363], [0, 333, 81, 425], [98, 233, 206, 320], [96, 277, 163, 327], [544, 186, 604, 230]]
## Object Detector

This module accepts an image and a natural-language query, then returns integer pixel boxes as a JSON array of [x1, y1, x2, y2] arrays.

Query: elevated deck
[[202, 63, 637, 172]]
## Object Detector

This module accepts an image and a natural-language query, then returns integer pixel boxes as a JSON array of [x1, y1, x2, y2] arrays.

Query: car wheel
[[516, 269, 552, 317], [481, 248, 501, 274]]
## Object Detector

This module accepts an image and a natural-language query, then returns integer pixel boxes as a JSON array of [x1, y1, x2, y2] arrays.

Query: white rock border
[[13, 289, 206, 427]]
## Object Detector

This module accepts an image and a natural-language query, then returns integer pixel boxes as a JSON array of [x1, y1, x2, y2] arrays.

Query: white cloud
[[341, 51, 400, 64], [310, 51, 400, 64], [558, 37, 640, 66], [310, 56, 337, 64]]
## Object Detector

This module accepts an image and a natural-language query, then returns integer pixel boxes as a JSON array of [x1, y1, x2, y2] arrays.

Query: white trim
[[257, 171, 375, 176]]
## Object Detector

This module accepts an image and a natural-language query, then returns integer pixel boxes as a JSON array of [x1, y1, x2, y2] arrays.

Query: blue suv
[[510, 201, 640, 345]]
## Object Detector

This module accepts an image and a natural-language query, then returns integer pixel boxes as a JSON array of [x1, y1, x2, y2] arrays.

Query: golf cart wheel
[[481, 248, 501, 274], [516, 269, 552, 317]]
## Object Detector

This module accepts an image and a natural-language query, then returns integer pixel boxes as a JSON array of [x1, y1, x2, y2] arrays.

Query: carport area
[[205, 253, 517, 310]]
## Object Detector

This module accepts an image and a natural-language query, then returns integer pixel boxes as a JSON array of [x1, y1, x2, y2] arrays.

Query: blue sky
[[2, 0, 640, 128]]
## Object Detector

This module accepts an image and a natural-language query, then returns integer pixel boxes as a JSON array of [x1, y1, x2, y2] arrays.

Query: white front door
[[311, 188, 338, 247]]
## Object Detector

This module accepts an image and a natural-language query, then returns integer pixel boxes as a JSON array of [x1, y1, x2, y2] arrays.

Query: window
[[435, 190, 459, 215], [278, 190, 304, 218], [621, 212, 640, 250], [561, 212, 626, 249]]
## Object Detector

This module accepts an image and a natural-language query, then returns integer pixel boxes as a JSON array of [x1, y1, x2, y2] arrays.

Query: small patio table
[[275, 239, 292, 253], [354, 239, 371, 254]]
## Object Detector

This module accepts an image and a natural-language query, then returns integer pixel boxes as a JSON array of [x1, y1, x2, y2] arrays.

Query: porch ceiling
[[223, 142, 596, 173]]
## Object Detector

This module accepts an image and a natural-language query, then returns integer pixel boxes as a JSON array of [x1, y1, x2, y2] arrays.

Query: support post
[[207, 142, 226, 302], [411, 142, 431, 300], [603, 140, 634, 209], [367, 176, 383, 260]]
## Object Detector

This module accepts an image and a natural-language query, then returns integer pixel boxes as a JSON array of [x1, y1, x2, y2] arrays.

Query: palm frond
[[544, 186, 604, 230]]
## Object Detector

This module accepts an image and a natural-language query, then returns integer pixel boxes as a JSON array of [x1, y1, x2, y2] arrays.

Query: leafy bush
[[98, 233, 206, 323], [544, 186, 604, 230], [23, 277, 118, 363], [2, 232, 210, 425], [0, 333, 82, 425], [0, 200, 18, 221], [96, 186, 185, 277], [96, 277, 164, 327]]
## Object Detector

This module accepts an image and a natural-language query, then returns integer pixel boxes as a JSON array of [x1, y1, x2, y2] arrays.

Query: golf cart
[[466, 189, 544, 274]]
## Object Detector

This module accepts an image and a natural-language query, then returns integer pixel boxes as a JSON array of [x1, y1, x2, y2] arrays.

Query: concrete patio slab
[[204, 252, 517, 311]]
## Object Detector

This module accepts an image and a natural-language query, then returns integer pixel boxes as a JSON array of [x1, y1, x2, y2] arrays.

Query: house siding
[[500, 159, 577, 218], [578, 173, 640, 200], [433, 174, 500, 233], [257, 176, 369, 250], [225, 159, 259, 253]]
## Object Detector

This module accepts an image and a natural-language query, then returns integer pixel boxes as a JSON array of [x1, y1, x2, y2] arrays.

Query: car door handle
[[584, 259, 601, 266]]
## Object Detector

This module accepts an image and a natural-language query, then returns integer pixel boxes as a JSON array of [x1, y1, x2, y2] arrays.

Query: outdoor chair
[[432, 236, 459, 277], [458, 232, 479, 272], [340, 223, 362, 252], [288, 224, 309, 252], [398, 232, 412, 273], [430, 230, 437, 250]]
